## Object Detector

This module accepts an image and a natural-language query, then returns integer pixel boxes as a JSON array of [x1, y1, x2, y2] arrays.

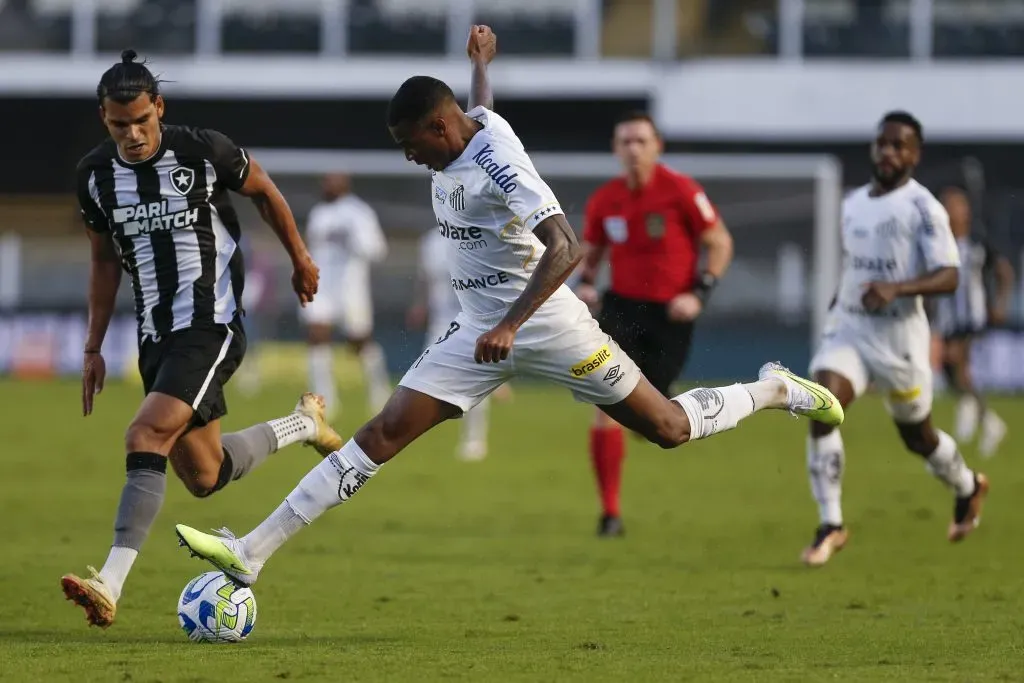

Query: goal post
[[250, 149, 843, 360]]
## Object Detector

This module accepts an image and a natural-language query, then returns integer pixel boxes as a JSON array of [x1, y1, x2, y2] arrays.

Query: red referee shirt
[[583, 164, 719, 304]]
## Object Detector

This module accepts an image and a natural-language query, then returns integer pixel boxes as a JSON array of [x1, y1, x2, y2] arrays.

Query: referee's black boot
[[597, 514, 625, 538]]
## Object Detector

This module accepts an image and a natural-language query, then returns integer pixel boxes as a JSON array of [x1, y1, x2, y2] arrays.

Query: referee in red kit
[[577, 111, 734, 537]]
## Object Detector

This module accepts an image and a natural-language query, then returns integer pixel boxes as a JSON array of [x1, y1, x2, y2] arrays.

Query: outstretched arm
[[466, 24, 496, 110], [474, 215, 583, 363]]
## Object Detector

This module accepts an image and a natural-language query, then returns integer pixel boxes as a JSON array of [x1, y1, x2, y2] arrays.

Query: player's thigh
[[355, 387, 463, 464], [598, 375, 689, 448], [126, 391, 195, 454], [518, 306, 641, 408], [398, 315, 509, 414], [872, 336, 934, 425], [169, 419, 225, 495]]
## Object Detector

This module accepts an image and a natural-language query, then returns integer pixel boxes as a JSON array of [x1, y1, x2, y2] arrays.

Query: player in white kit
[[300, 173, 391, 416], [174, 26, 845, 585], [407, 226, 497, 460], [801, 112, 989, 567]]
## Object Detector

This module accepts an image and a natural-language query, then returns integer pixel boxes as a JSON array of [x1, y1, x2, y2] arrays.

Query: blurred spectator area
[[3, 0, 1024, 58], [0, 0, 579, 55]]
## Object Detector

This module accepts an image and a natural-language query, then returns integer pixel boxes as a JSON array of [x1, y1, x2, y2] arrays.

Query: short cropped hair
[[880, 110, 923, 144], [614, 110, 660, 137], [387, 76, 455, 128]]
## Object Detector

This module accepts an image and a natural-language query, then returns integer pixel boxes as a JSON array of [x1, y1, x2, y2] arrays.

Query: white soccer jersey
[[833, 179, 960, 323], [399, 107, 641, 412], [430, 106, 572, 319], [306, 194, 387, 296], [812, 178, 961, 422]]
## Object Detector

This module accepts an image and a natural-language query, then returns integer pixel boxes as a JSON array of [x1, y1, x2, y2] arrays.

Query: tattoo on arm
[[501, 214, 582, 330]]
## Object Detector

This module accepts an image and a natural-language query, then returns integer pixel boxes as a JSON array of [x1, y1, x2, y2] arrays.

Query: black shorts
[[597, 292, 694, 397], [138, 317, 247, 428]]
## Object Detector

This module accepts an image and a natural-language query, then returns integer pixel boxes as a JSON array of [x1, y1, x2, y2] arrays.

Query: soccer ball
[[177, 572, 257, 643]]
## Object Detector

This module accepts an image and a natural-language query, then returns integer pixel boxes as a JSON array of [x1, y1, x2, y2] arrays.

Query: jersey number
[[435, 321, 461, 345]]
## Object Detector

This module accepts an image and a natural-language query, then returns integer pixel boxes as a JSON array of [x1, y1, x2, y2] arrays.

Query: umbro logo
[[603, 364, 624, 386], [449, 184, 465, 211], [168, 166, 195, 196]]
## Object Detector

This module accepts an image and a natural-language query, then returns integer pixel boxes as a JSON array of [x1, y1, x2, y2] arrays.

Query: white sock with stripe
[[240, 439, 379, 565]]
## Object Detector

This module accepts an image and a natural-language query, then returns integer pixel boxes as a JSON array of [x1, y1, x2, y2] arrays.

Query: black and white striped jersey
[[76, 125, 250, 339], [933, 236, 997, 336]]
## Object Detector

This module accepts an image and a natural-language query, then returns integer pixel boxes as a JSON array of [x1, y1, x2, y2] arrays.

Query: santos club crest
[[168, 166, 195, 196]]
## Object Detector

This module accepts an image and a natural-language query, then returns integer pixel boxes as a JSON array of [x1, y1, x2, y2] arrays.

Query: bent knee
[[897, 423, 938, 456], [900, 432, 936, 456], [125, 420, 177, 454]]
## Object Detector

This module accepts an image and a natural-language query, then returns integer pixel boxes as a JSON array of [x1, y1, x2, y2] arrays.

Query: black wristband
[[84, 349, 101, 354], [692, 272, 718, 304]]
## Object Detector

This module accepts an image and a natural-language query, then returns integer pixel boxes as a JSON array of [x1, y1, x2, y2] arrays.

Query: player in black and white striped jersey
[[932, 186, 1015, 457], [61, 50, 344, 629]]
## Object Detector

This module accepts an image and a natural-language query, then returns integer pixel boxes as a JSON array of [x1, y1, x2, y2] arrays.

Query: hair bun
[[121, 49, 138, 64]]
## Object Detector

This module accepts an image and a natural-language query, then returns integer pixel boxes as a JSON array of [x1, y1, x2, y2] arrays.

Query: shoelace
[[212, 527, 239, 541]]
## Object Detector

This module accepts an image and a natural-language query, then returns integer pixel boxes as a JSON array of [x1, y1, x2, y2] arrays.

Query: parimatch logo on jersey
[[111, 201, 199, 237], [570, 345, 612, 378]]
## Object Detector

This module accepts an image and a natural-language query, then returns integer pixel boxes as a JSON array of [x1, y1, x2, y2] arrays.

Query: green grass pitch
[[1, 364, 1022, 682]]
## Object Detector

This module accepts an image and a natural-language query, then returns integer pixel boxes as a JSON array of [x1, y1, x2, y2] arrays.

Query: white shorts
[[299, 288, 373, 339], [400, 298, 641, 412], [810, 317, 933, 423]]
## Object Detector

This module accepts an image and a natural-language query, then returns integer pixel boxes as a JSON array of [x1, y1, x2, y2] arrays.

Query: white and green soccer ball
[[177, 572, 257, 643]]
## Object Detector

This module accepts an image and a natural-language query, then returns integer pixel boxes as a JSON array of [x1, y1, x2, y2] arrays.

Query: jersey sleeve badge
[[603, 216, 628, 243], [645, 213, 666, 239]]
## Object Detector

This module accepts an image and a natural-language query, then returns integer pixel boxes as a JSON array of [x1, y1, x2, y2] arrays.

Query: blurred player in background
[[63, 50, 341, 627], [175, 27, 844, 587], [407, 226, 510, 461], [577, 112, 734, 537], [932, 186, 1014, 457], [301, 173, 390, 418], [235, 236, 276, 396], [800, 112, 988, 567]]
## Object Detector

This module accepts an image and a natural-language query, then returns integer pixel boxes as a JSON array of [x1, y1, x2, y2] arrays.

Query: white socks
[[673, 384, 756, 440], [926, 430, 976, 497], [98, 546, 138, 602], [241, 439, 380, 565], [955, 395, 980, 442], [807, 431, 845, 526], [359, 342, 391, 411], [461, 397, 490, 451], [240, 502, 308, 567], [266, 413, 316, 449], [308, 344, 338, 417]]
